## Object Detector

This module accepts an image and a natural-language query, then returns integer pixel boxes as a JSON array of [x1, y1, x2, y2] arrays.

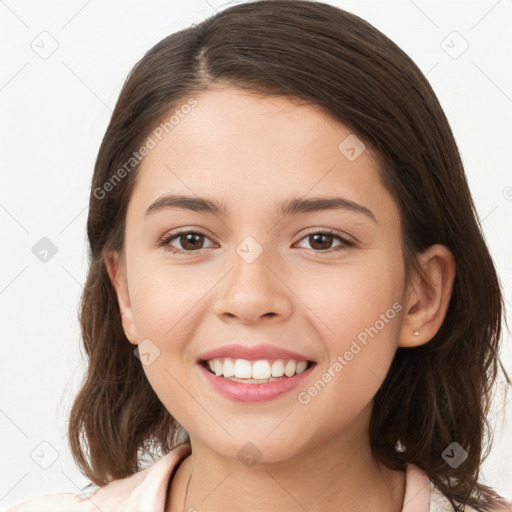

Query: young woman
[[9, 1, 511, 511]]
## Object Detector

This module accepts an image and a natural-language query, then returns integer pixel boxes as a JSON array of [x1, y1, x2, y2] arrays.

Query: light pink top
[[7, 442, 504, 511]]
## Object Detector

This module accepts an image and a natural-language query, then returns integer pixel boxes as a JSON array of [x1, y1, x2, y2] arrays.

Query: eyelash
[[157, 228, 355, 255]]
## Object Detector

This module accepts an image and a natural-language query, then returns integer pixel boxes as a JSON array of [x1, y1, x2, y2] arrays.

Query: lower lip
[[198, 362, 316, 403]]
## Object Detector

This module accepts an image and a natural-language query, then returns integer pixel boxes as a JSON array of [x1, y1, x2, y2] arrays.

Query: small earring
[[413, 330, 420, 336]]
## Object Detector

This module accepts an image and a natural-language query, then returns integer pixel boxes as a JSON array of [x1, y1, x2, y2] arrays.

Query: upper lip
[[197, 344, 315, 363]]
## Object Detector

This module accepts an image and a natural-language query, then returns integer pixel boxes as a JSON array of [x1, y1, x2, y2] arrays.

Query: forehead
[[162, 86, 357, 158], [127, 86, 394, 222]]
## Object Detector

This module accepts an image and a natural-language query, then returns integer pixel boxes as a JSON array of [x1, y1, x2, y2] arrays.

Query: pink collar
[[82, 443, 433, 512]]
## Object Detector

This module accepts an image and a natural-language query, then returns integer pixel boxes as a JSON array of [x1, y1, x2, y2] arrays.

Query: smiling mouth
[[199, 358, 316, 383]]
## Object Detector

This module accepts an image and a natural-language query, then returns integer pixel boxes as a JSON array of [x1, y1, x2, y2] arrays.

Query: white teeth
[[213, 359, 223, 376], [204, 357, 310, 380], [252, 360, 271, 379], [223, 358, 235, 377], [271, 360, 284, 377], [296, 361, 308, 374], [234, 359, 252, 379], [284, 360, 296, 377]]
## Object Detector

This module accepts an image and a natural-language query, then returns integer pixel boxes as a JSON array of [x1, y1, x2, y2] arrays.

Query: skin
[[106, 85, 455, 512]]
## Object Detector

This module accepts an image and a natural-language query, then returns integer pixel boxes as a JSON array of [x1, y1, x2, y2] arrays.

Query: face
[[110, 85, 408, 463]]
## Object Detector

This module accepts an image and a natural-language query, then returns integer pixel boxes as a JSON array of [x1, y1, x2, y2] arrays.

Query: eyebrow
[[145, 194, 377, 222]]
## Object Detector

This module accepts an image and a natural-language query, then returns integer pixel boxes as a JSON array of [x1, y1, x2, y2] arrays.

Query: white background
[[1, 0, 511, 509]]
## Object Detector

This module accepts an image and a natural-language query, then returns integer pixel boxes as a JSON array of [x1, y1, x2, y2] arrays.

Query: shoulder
[[6, 442, 192, 512], [404, 463, 512, 512], [430, 483, 512, 512], [429, 482, 465, 511], [6, 491, 90, 511]]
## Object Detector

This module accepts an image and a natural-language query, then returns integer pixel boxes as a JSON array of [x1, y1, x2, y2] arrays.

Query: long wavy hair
[[68, 1, 511, 510]]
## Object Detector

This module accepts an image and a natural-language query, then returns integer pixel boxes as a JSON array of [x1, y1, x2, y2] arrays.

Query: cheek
[[293, 253, 403, 400], [295, 251, 403, 340], [128, 257, 210, 342]]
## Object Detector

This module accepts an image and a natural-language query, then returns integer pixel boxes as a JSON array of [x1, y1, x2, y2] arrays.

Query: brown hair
[[69, 1, 511, 510]]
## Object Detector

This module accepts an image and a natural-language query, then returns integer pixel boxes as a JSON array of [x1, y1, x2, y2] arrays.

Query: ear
[[398, 244, 455, 348], [105, 251, 138, 346]]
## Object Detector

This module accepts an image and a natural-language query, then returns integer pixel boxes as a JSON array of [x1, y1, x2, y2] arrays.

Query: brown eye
[[160, 230, 215, 253], [159, 229, 353, 255], [307, 233, 336, 251], [295, 230, 354, 253], [176, 233, 205, 251]]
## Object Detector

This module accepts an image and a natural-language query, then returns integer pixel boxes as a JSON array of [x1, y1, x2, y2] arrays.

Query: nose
[[213, 244, 293, 324]]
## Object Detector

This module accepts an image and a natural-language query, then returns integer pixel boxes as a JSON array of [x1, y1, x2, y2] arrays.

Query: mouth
[[199, 357, 317, 384]]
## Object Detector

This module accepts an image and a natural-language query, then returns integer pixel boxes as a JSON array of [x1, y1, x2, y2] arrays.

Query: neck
[[168, 407, 405, 512]]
